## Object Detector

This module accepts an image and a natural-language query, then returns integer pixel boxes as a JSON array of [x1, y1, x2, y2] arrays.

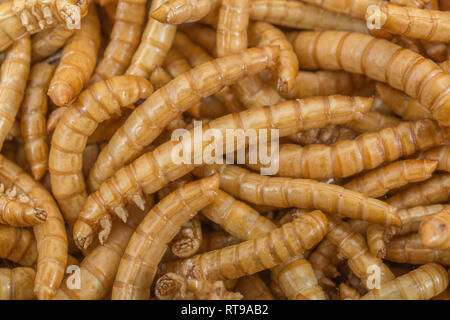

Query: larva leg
[[111, 175, 220, 300], [290, 31, 450, 125], [49, 75, 152, 226], [48, 4, 101, 107], [152, 0, 221, 25], [420, 206, 450, 249], [344, 159, 438, 198], [302, 0, 385, 19], [0, 224, 37, 266], [0, 155, 67, 300], [235, 274, 275, 300], [20, 62, 54, 180], [0, 37, 30, 150], [360, 263, 448, 300], [87, 46, 279, 192], [250, 0, 368, 33], [126, 0, 177, 78], [91, 0, 147, 83], [387, 174, 450, 208], [0, 267, 35, 299], [31, 26, 73, 63]]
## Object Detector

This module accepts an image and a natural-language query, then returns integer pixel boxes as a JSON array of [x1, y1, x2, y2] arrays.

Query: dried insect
[[111, 175, 220, 300], [290, 30, 450, 125], [47, 4, 101, 107], [309, 238, 341, 283], [125, 0, 177, 78], [301, 0, 384, 19], [49, 75, 152, 225], [250, 0, 368, 34], [0, 37, 30, 150], [360, 263, 448, 300], [344, 111, 401, 134], [387, 174, 450, 208], [419, 146, 450, 172], [87, 46, 280, 193], [30, 26, 73, 63], [420, 206, 450, 249], [20, 62, 54, 180], [0, 155, 68, 300], [161, 211, 328, 282], [339, 283, 360, 300], [170, 217, 202, 258], [235, 275, 275, 300], [0, 224, 37, 266], [91, 0, 147, 82], [391, 0, 433, 8], [0, 267, 35, 299], [287, 125, 356, 146], [199, 231, 241, 253], [151, 0, 221, 24], [344, 160, 438, 198], [366, 4, 450, 42]]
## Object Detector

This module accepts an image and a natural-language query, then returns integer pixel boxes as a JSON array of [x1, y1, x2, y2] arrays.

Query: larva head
[[73, 219, 95, 250], [419, 212, 450, 250], [55, 0, 88, 29], [155, 273, 190, 300]]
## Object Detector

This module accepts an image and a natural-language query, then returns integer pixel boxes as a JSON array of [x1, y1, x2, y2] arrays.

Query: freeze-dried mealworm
[[387, 174, 450, 208], [235, 275, 275, 300], [87, 46, 280, 192], [0, 267, 35, 299], [309, 239, 341, 282], [149, 67, 171, 89], [254, 120, 450, 180], [91, 0, 147, 82], [376, 83, 432, 120], [170, 217, 202, 258], [250, 0, 368, 34], [420, 206, 450, 249], [302, 0, 384, 19], [326, 217, 395, 289], [111, 175, 219, 300], [0, 155, 67, 300], [344, 111, 401, 134], [287, 125, 356, 146], [49, 75, 152, 225], [285, 71, 373, 100], [360, 263, 448, 300], [0, 224, 36, 266], [0, 37, 30, 150], [344, 160, 438, 198], [386, 233, 450, 265], [161, 211, 328, 282], [419, 146, 450, 172], [0, 0, 88, 52], [126, 0, 176, 78], [20, 62, 54, 180], [289, 31, 450, 125], [248, 22, 298, 94], [272, 257, 327, 300], [31, 26, 73, 63], [48, 4, 101, 107], [366, 4, 450, 42], [201, 190, 276, 241], [151, 0, 221, 24]]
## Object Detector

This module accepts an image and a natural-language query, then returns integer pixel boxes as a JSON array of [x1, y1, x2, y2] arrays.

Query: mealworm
[[149, 67, 171, 90], [111, 175, 219, 300], [344, 159, 438, 198], [47, 4, 101, 107], [366, 224, 389, 258], [302, 0, 385, 19], [309, 238, 341, 281], [87, 46, 280, 193], [0, 267, 35, 299], [387, 174, 450, 208], [179, 23, 217, 56], [151, 0, 220, 24], [20, 62, 54, 180], [198, 231, 240, 253], [419, 146, 450, 172], [91, 0, 147, 83], [366, 4, 450, 42], [254, 120, 450, 180], [420, 206, 450, 249], [30, 26, 73, 63], [287, 125, 356, 146], [0, 155, 67, 300], [339, 283, 361, 300], [0, 224, 37, 266], [170, 216, 202, 258], [344, 111, 401, 134], [326, 217, 396, 289], [49, 75, 152, 226], [271, 257, 327, 300], [235, 275, 275, 300], [391, 0, 433, 8], [386, 233, 450, 265], [125, 0, 176, 78], [376, 82, 432, 120], [161, 211, 328, 282], [289, 31, 450, 125], [0, 37, 30, 150], [360, 263, 448, 300]]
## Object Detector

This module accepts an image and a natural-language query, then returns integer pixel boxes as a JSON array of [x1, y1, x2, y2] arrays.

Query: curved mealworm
[[49, 75, 152, 225], [47, 4, 101, 107], [20, 62, 54, 180], [31, 26, 73, 63], [111, 175, 220, 300], [0, 224, 37, 266], [0, 267, 35, 299], [87, 46, 280, 193], [289, 30, 450, 125]]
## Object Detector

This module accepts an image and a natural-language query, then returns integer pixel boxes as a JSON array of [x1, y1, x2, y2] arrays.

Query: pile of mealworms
[[0, 0, 448, 300]]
